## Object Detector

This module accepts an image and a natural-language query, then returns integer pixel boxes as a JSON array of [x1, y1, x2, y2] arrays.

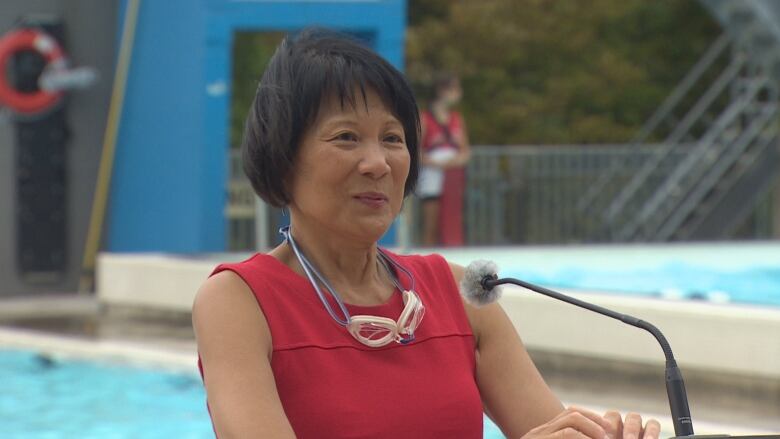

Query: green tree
[[406, 0, 720, 144], [230, 32, 285, 148]]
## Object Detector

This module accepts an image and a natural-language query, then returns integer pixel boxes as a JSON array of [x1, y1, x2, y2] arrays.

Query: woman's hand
[[442, 152, 470, 168], [604, 410, 661, 439], [520, 407, 661, 439], [420, 153, 437, 167], [520, 407, 611, 439]]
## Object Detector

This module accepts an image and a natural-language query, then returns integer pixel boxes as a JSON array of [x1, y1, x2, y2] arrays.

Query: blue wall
[[109, 0, 406, 252]]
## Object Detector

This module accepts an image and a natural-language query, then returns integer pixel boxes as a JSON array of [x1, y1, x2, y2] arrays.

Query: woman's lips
[[354, 192, 389, 208]]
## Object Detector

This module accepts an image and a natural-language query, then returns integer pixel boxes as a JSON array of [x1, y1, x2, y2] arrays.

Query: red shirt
[[421, 110, 464, 151], [198, 251, 483, 438]]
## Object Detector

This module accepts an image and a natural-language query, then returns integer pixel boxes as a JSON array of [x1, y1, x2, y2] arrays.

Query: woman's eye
[[333, 132, 358, 142], [384, 134, 404, 144]]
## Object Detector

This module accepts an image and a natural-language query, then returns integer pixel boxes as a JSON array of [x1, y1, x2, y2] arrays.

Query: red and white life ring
[[0, 28, 66, 115]]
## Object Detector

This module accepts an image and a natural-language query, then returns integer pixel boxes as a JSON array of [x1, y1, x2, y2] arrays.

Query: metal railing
[[460, 145, 686, 245], [226, 144, 775, 250]]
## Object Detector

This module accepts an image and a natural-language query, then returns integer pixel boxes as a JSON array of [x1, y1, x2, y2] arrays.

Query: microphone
[[461, 260, 695, 438]]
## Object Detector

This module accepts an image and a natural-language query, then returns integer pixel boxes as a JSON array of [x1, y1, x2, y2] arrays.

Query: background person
[[418, 72, 471, 247]]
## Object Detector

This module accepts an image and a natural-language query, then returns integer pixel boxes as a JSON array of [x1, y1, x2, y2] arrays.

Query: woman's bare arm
[[449, 262, 660, 439], [192, 271, 296, 438], [449, 262, 565, 437]]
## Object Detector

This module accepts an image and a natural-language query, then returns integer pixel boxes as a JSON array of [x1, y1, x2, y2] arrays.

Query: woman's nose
[[357, 141, 391, 178]]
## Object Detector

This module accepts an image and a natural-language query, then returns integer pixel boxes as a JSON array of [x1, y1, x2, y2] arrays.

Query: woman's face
[[439, 79, 462, 107], [288, 88, 410, 244]]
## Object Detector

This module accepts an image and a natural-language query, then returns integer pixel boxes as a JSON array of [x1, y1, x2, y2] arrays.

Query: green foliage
[[229, 3, 720, 146], [406, 0, 720, 144], [230, 32, 286, 149]]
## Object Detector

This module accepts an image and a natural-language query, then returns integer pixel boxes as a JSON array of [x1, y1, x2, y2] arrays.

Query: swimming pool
[[0, 349, 506, 438], [0, 349, 211, 438], [439, 241, 780, 307]]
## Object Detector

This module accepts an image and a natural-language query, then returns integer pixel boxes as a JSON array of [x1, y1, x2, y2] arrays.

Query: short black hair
[[242, 28, 420, 207]]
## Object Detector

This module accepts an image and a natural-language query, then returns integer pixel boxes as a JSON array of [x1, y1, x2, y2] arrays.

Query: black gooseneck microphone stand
[[481, 274, 695, 437]]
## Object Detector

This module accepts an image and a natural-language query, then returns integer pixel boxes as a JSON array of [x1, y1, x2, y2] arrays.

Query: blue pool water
[[441, 242, 780, 307], [0, 350, 212, 439], [0, 349, 506, 438]]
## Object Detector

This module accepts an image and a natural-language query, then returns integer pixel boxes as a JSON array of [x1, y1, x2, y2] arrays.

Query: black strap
[[427, 110, 457, 147]]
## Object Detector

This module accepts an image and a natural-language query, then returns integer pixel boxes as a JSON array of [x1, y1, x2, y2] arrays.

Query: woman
[[193, 29, 660, 439], [418, 73, 471, 247]]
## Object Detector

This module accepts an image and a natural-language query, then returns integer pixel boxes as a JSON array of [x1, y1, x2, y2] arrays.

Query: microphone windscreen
[[460, 260, 502, 307]]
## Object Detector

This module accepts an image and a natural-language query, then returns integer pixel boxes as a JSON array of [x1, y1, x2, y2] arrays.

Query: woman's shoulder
[[195, 254, 268, 309], [212, 252, 271, 272], [194, 253, 295, 310], [192, 261, 274, 376], [192, 266, 268, 340], [192, 253, 284, 338], [210, 252, 296, 282]]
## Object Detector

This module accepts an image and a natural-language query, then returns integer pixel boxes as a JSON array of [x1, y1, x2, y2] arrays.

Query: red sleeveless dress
[[197, 251, 483, 438]]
